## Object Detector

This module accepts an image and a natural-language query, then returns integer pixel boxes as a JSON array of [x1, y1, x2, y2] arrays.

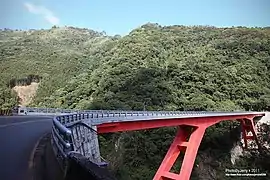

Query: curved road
[[0, 116, 53, 180]]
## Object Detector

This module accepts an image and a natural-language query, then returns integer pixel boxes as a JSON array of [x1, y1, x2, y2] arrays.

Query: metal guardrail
[[20, 107, 259, 117], [51, 113, 105, 173], [52, 118, 73, 157], [51, 117, 73, 172], [20, 106, 213, 116], [18, 107, 75, 115]]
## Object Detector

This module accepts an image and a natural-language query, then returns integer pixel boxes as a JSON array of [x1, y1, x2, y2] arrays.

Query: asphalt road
[[0, 116, 53, 180]]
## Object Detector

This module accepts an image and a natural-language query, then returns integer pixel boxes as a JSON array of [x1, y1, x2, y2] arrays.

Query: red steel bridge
[[17, 108, 267, 180]]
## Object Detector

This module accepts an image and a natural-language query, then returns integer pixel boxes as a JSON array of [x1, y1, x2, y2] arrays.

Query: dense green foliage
[[0, 87, 17, 109], [0, 27, 110, 107], [29, 24, 270, 112], [1, 24, 270, 179]]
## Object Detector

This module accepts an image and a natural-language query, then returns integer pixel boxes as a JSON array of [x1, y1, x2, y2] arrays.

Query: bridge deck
[[89, 111, 265, 133], [86, 111, 263, 124]]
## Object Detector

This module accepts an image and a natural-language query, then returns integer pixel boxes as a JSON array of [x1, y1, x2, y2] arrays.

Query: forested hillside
[[0, 26, 111, 108], [29, 24, 270, 112], [1, 24, 270, 179]]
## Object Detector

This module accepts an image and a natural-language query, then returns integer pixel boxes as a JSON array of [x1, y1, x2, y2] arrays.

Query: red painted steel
[[97, 114, 264, 133], [96, 113, 264, 180], [153, 125, 206, 180], [240, 118, 262, 151]]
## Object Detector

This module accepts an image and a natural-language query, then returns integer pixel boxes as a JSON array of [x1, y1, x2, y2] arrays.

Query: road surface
[[0, 116, 53, 180]]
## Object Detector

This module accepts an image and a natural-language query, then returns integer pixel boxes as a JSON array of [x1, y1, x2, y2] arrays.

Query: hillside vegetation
[[0, 26, 110, 108], [1, 24, 270, 179], [31, 24, 270, 112]]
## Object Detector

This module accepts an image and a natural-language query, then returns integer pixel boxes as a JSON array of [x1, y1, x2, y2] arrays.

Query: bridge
[[0, 107, 267, 180]]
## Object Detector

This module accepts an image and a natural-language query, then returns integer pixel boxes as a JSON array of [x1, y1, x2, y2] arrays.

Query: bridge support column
[[153, 117, 262, 180], [153, 125, 206, 180], [240, 118, 261, 151]]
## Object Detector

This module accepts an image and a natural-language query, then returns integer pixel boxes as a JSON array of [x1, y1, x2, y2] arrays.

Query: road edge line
[[28, 132, 50, 180]]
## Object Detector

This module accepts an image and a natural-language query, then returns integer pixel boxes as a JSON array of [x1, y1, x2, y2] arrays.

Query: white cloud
[[24, 2, 59, 25], [44, 14, 59, 25]]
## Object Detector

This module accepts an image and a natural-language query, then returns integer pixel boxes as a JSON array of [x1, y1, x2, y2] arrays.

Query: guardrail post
[[67, 116, 70, 123]]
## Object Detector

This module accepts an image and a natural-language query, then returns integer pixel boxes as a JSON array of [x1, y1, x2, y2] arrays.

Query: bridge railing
[[51, 112, 109, 173], [50, 112, 112, 171], [19, 106, 217, 116], [51, 116, 73, 171]]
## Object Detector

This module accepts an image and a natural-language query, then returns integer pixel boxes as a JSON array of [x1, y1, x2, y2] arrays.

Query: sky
[[0, 0, 269, 35]]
